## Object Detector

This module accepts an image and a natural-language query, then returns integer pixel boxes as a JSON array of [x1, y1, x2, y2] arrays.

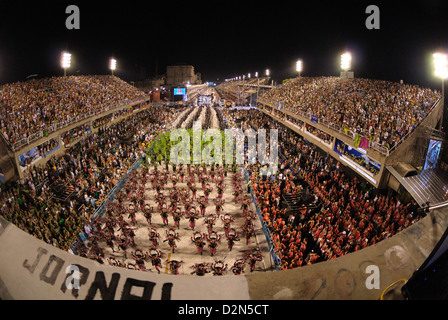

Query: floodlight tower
[[61, 52, 71, 77], [340, 52, 353, 80], [296, 60, 303, 77], [266, 68, 271, 86], [110, 58, 117, 76], [109, 58, 117, 75], [341, 52, 352, 71], [433, 53, 448, 102]]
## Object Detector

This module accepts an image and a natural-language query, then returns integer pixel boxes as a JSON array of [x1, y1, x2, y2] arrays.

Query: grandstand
[[233, 77, 447, 206], [1, 74, 448, 300], [215, 77, 272, 107]]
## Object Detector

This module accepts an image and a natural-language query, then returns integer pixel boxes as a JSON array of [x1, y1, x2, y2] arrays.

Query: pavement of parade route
[[98, 165, 275, 277]]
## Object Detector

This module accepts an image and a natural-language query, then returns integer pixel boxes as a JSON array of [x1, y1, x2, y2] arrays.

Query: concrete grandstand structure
[[221, 77, 447, 207], [0, 76, 152, 181], [1, 75, 448, 301]]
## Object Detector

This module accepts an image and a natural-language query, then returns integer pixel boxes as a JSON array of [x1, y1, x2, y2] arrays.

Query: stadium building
[[0, 73, 448, 301]]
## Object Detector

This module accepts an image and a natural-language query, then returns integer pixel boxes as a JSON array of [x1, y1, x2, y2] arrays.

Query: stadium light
[[266, 69, 270, 77], [434, 53, 448, 80], [434, 52, 448, 101], [61, 52, 71, 76], [296, 60, 303, 77], [341, 52, 352, 71], [110, 58, 117, 75]]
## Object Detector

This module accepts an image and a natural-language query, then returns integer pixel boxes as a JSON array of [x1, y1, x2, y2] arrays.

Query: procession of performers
[[79, 163, 264, 275]]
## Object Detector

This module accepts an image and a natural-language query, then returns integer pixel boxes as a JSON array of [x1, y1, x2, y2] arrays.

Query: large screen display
[[173, 88, 186, 96], [423, 139, 442, 171]]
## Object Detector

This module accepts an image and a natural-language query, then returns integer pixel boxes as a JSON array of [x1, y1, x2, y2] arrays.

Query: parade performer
[[243, 248, 263, 272], [131, 249, 148, 271], [191, 231, 206, 255], [242, 218, 255, 245], [203, 214, 217, 234], [148, 247, 164, 274], [211, 259, 228, 276], [198, 195, 208, 217], [160, 203, 169, 226], [148, 227, 161, 247], [164, 228, 180, 253], [185, 207, 200, 230], [172, 207, 183, 229], [213, 197, 225, 217], [203, 184, 213, 201], [190, 262, 210, 276], [128, 203, 137, 225], [166, 259, 184, 275], [221, 213, 234, 236], [231, 258, 246, 275], [143, 203, 153, 225], [117, 234, 129, 258], [226, 228, 240, 251], [206, 230, 221, 256]]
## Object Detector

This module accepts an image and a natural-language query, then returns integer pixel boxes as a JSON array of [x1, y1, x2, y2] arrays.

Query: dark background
[[1, 1, 448, 88]]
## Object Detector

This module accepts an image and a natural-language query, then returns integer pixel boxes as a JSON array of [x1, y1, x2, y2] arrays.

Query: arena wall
[[3, 98, 156, 182], [257, 106, 386, 188], [258, 96, 444, 190], [1, 205, 447, 300]]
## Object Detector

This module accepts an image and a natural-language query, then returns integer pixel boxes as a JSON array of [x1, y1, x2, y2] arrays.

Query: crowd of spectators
[[215, 78, 270, 106], [0, 105, 176, 250], [224, 108, 422, 270], [0, 76, 429, 271], [0, 75, 148, 146], [61, 123, 91, 146], [260, 77, 440, 151]]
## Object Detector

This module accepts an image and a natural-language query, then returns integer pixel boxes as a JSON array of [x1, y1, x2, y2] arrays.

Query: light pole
[[266, 69, 272, 86], [110, 58, 117, 76], [61, 52, 71, 77], [296, 60, 303, 77]]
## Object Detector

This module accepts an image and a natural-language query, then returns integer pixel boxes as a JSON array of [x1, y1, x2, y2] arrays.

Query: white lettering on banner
[[22, 247, 173, 300]]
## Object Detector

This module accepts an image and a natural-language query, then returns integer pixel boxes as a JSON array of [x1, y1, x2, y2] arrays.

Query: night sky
[[1, 1, 448, 89]]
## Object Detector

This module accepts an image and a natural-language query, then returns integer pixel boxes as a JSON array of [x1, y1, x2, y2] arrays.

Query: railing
[[69, 155, 143, 254], [7, 96, 152, 152], [90, 155, 144, 221], [258, 96, 440, 157], [243, 168, 282, 271]]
